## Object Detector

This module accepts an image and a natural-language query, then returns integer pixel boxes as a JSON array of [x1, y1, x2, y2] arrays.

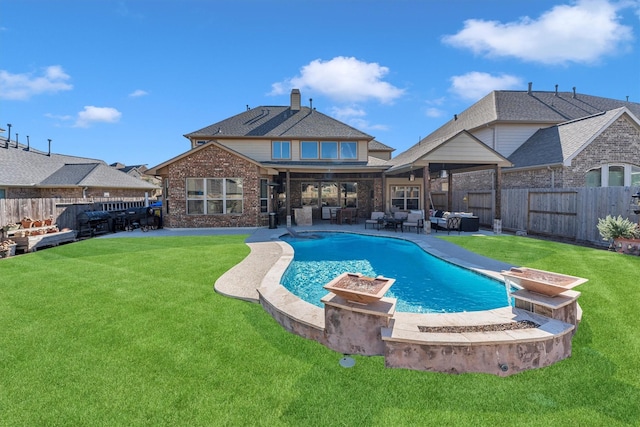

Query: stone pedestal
[[511, 289, 580, 327], [321, 293, 396, 356]]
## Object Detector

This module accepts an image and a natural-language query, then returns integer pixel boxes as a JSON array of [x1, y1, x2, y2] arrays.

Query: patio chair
[[365, 211, 384, 230], [403, 213, 424, 234], [446, 215, 461, 234]]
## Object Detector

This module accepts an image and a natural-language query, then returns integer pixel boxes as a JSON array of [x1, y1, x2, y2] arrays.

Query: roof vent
[[573, 87, 577, 99], [554, 84, 558, 96], [290, 89, 301, 111], [528, 82, 533, 94]]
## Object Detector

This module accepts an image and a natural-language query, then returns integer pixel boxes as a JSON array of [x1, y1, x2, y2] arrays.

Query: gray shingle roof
[[368, 139, 394, 152], [186, 106, 373, 140], [388, 90, 640, 168], [0, 142, 157, 189], [507, 107, 636, 168]]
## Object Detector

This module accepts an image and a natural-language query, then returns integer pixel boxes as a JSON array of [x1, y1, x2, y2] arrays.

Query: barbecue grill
[[77, 211, 112, 237]]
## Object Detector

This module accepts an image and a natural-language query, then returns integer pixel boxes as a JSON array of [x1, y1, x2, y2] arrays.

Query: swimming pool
[[280, 232, 513, 313]]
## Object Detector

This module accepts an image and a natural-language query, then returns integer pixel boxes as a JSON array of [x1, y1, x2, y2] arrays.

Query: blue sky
[[1, 0, 639, 168]]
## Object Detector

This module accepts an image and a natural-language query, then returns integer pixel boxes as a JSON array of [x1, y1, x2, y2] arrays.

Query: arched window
[[586, 168, 601, 187]]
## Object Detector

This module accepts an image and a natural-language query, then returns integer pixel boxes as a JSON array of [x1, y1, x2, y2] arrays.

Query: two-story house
[[147, 89, 399, 228]]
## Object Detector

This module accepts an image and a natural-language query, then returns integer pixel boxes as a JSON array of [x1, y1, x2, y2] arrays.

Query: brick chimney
[[290, 89, 301, 111]]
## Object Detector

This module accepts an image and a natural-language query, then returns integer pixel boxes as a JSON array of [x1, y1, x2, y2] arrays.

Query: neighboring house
[[111, 162, 162, 197], [394, 84, 640, 193], [0, 139, 158, 199]]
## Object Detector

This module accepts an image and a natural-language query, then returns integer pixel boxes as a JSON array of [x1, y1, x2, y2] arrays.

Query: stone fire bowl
[[501, 267, 588, 297], [323, 272, 395, 304]]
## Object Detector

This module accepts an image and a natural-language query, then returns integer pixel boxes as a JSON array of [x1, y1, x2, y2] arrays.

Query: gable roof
[[508, 107, 640, 169], [0, 142, 157, 190], [185, 106, 373, 140], [386, 130, 511, 174], [392, 89, 640, 169]]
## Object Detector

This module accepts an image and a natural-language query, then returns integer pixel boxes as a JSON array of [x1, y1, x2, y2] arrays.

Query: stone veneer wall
[[164, 144, 265, 228]]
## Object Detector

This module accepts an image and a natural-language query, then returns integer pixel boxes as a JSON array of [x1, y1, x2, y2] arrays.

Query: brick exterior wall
[[563, 116, 640, 187], [164, 144, 264, 228]]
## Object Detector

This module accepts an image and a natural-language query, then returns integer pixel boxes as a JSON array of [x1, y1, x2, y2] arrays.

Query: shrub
[[596, 215, 640, 242]]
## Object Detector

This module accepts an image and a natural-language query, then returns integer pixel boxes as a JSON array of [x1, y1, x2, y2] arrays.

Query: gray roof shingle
[[388, 90, 640, 168], [0, 142, 157, 189], [186, 106, 373, 140], [507, 107, 635, 168]]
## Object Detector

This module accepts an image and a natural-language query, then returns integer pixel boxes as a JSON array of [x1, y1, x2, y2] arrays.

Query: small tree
[[597, 215, 640, 246]]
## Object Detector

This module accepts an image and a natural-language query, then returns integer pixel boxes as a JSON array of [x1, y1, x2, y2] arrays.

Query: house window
[[321, 182, 339, 207], [301, 182, 319, 206], [632, 166, 640, 187], [391, 185, 420, 210], [272, 141, 290, 159], [340, 142, 357, 159], [260, 179, 269, 213], [340, 182, 358, 207], [301, 141, 318, 159], [321, 141, 338, 159], [586, 168, 601, 187], [0, 188, 5, 199], [586, 164, 640, 187], [186, 178, 243, 214]]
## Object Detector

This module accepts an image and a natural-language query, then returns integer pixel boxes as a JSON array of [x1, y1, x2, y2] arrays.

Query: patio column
[[447, 172, 453, 212], [286, 170, 291, 216], [422, 163, 431, 211], [494, 165, 502, 219], [382, 173, 387, 212]]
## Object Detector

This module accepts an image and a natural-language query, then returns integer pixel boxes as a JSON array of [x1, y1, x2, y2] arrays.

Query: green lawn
[[1, 234, 639, 426]]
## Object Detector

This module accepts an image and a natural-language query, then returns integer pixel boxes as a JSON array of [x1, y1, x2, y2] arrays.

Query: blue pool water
[[280, 232, 512, 313]]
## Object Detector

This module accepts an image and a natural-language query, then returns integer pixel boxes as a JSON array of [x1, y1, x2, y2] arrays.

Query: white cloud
[[129, 89, 148, 97], [449, 72, 523, 101], [44, 113, 74, 121], [270, 56, 404, 104], [0, 65, 73, 100], [330, 106, 367, 120], [442, 0, 635, 65], [425, 107, 446, 118], [74, 106, 122, 128]]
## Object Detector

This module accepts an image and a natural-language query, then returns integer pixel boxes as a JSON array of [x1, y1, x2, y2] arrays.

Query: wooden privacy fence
[[1, 197, 151, 232], [450, 187, 640, 246]]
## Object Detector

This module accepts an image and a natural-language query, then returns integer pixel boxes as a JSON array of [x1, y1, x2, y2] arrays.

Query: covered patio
[[383, 130, 512, 229]]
